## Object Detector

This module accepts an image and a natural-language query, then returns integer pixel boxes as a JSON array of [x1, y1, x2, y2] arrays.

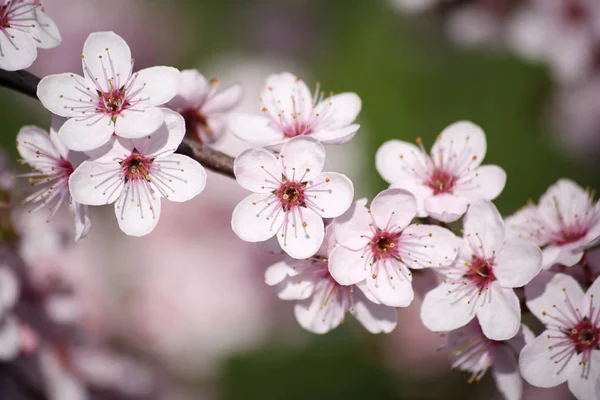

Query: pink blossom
[[16, 121, 91, 241], [520, 272, 600, 400], [69, 109, 207, 237], [0, 0, 61, 71], [265, 226, 397, 334], [329, 189, 459, 307], [231, 136, 354, 259], [229, 72, 361, 149], [505, 179, 600, 269], [376, 121, 506, 223], [421, 200, 542, 340], [168, 69, 243, 145], [37, 31, 180, 151], [449, 320, 534, 400]]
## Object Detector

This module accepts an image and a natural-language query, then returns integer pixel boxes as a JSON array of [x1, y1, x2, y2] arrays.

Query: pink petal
[[58, 114, 114, 152], [310, 172, 354, 218], [328, 245, 369, 285], [494, 242, 542, 288], [231, 193, 283, 242], [277, 208, 324, 259], [538, 179, 592, 235], [504, 204, 548, 247], [350, 289, 397, 334], [542, 244, 584, 269], [114, 181, 162, 237], [128, 66, 180, 107], [370, 188, 417, 231], [168, 69, 208, 110], [519, 330, 571, 388], [453, 164, 506, 201], [261, 72, 313, 118], [391, 180, 434, 218], [279, 137, 326, 182], [154, 154, 206, 203], [332, 198, 371, 250], [424, 193, 468, 223], [233, 148, 280, 193], [491, 345, 522, 400], [525, 272, 585, 324], [203, 83, 244, 114], [82, 31, 132, 93], [376, 140, 426, 185], [476, 282, 520, 340], [228, 114, 283, 145], [463, 199, 505, 259], [115, 107, 164, 139], [420, 282, 476, 332], [431, 120, 486, 172]]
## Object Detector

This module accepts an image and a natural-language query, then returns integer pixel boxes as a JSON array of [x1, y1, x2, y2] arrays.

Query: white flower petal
[[234, 148, 280, 193], [30, 7, 62, 49], [265, 260, 296, 286], [278, 208, 324, 259], [169, 69, 208, 110], [567, 351, 600, 400], [129, 109, 185, 158], [314, 92, 361, 130], [69, 161, 123, 206], [265, 260, 315, 300], [203, 83, 244, 114], [114, 181, 162, 237], [49, 116, 71, 160], [376, 140, 426, 184], [519, 330, 571, 388], [114, 107, 164, 139], [491, 345, 522, 400], [391, 179, 433, 218], [129, 66, 180, 107], [366, 263, 414, 307], [494, 242, 542, 288], [454, 165, 506, 201], [424, 193, 469, 223], [463, 199, 505, 259], [542, 244, 584, 269], [420, 282, 475, 332], [524, 272, 584, 324], [16, 126, 60, 169], [37, 73, 93, 118], [310, 124, 360, 145], [0, 27, 37, 71], [504, 204, 548, 246], [431, 120, 486, 172], [82, 31, 132, 93], [231, 193, 283, 242], [279, 137, 325, 182], [228, 114, 283, 145], [328, 245, 370, 285], [476, 282, 520, 340], [0, 317, 19, 361], [350, 289, 397, 334], [153, 154, 206, 203], [309, 172, 354, 218], [399, 224, 460, 268], [294, 284, 345, 334], [370, 188, 417, 231], [58, 114, 115, 152], [333, 198, 371, 250], [538, 179, 593, 235], [68, 200, 92, 242], [261, 72, 313, 118]]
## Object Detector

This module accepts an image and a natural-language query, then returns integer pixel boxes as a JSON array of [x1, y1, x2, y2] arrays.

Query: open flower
[[37, 31, 180, 152], [0, 1, 61, 71], [168, 69, 243, 145], [265, 226, 397, 334], [449, 320, 533, 400], [375, 121, 506, 223], [329, 189, 459, 307], [69, 109, 207, 237], [506, 179, 600, 269], [421, 200, 542, 340], [229, 72, 361, 149], [231, 136, 354, 259], [16, 122, 91, 241], [520, 272, 600, 400]]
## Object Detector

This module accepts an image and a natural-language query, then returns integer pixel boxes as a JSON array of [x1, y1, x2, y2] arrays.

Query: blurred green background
[[4, 0, 593, 398]]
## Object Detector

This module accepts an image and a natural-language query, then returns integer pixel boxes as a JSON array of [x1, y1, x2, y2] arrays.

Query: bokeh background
[[2, 0, 597, 399]]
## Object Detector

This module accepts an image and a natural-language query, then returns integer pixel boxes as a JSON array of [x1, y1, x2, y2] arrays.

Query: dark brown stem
[[0, 70, 236, 179]]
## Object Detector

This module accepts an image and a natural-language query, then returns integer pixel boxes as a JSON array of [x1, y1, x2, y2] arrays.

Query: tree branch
[[0, 70, 236, 179]]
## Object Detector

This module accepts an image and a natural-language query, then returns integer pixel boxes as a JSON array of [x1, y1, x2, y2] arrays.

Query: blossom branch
[[0, 70, 236, 179]]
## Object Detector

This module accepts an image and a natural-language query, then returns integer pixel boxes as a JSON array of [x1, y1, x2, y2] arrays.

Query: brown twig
[[0, 70, 236, 179]]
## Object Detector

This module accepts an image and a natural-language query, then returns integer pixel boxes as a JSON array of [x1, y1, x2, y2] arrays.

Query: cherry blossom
[[68, 109, 207, 237], [420, 200, 542, 340], [449, 320, 534, 400], [520, 272, 600, 400], [0, 0, 61, 71], [228, 72, 361, 149], [506, 179, 600, 270], [168, 69, 243, 145], [37, 31, 180, 152], [265, 226, 397, 334], [375, 120, 506, 223], [231, 136, 354, 259], [16, 121, 91, 241], [329, 188, 459, 307]]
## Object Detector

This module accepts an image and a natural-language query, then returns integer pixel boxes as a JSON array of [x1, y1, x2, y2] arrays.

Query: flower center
[[283, 124, 313, 139], [427, 169, 456, 195], [554, 227, 588, 246], [98, 86, 128, 117], [464, 258, 495, 288], [564, 0, 587, 22], [276, 181, 306, 211], [567, 317, 600, 354], [371, 231, 399, 261], [120, 152, 152, 183]]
